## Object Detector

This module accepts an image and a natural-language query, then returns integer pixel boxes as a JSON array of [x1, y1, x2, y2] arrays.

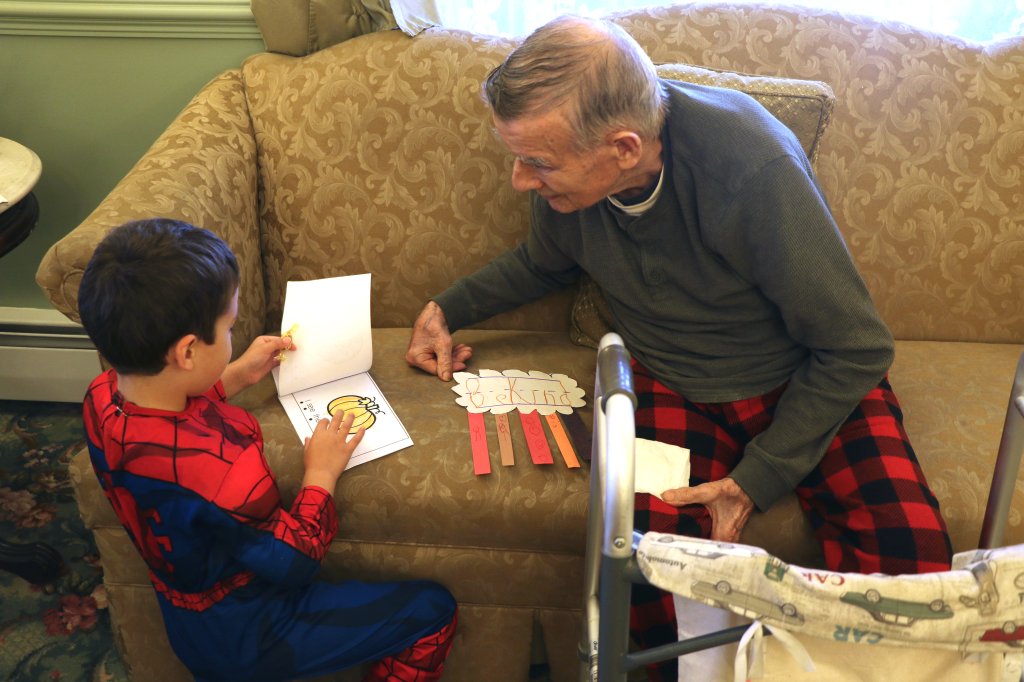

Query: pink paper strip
[[468, 411, 491, 475]]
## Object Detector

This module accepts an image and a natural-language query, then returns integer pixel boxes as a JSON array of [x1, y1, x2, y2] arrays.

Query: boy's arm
[[221, 334, 292, 398], [231, 486, 339, 586], [208, 447, 338, 586], [209, 411, 359, 586]]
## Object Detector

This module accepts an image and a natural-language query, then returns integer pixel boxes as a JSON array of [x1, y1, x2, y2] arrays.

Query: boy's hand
[[221, 335, 294, 398], [302, 410, 366, 492]]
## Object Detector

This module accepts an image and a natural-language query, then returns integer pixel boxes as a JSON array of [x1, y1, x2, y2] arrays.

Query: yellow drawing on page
[[327, 395, 383, 433]]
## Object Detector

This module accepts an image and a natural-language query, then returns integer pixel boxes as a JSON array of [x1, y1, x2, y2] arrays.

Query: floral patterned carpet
[[0, 399, 127, 682]]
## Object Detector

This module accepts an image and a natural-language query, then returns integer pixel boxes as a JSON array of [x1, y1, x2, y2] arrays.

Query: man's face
[[493, 108, 624, 213]]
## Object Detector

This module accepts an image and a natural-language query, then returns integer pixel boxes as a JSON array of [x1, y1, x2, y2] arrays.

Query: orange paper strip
[[519, 410, 554, 465], [468, 411, 491, 475], [495, 413, 515, 466], [545, 413, 581, 469]]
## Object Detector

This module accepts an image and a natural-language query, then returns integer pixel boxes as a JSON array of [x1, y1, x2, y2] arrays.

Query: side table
[[0, 137, 64, 584], [0, 137, 42, 257]]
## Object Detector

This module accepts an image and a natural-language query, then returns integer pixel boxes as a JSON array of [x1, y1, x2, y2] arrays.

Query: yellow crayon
[[277, 323, 299, 361]]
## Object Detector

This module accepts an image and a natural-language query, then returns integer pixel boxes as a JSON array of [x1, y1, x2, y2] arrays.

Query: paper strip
[[545, 413, 580, 468], [561, 411, 592, 461], [468, 411, 491, 475], [495, 413, 515, 466], [518, 411, 553, 465]]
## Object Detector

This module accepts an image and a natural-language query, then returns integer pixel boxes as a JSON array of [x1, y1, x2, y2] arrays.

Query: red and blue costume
[[83, 369, 456, 682]]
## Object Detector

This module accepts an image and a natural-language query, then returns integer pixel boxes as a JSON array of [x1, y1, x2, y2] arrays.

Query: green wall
[[0, 11, 265, 309]]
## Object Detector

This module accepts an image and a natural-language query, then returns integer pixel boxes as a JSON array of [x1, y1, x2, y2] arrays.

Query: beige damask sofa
[[36, 3, 1024, 681]]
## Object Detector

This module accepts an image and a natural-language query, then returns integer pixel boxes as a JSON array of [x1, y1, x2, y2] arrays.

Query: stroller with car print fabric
[[580, 333, 1024, 682]]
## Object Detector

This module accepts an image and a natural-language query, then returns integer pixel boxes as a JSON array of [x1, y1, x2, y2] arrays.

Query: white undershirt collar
[[606, 165, 665, 216]]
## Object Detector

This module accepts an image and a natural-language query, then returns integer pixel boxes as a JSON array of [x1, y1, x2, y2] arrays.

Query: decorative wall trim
[[0, 0, 261, 39], [0, 306, 99, 403]]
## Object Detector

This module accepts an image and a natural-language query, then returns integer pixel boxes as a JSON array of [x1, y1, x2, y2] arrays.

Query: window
[[432, 0, 1024, 42]]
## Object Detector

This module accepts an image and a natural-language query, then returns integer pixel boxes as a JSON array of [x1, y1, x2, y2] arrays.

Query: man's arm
[[660, 154, 892, 538], [721, 154, 894, 511], [406, 207, 581, 380]]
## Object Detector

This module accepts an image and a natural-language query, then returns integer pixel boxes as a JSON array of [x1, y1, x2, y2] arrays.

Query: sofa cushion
[[72, 337, 1024, 576], [655, 63, 834, 164], [245, 329, 596, 558], [570, 63, 836, 349], [250, 0, 398, 56]]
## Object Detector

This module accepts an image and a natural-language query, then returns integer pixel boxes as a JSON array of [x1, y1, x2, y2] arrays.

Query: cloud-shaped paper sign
[[451, 369, 586, 415]]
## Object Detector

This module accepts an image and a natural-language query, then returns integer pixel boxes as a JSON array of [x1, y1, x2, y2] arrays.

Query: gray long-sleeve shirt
[[435, 80, 894, 511]]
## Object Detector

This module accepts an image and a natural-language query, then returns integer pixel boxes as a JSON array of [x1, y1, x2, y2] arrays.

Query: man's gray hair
[[484, 15, 667, 151]]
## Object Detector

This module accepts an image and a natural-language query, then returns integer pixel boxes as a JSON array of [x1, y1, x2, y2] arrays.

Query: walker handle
[[597, 333, 636, 409]]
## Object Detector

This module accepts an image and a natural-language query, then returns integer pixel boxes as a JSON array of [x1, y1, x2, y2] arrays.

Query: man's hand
[[660, 478, 755, 543], [405, 301, 473, 381], [221, 334, 293, 398]]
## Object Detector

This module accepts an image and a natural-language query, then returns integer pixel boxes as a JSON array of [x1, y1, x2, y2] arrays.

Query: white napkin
[[634, 438, 690, 498]]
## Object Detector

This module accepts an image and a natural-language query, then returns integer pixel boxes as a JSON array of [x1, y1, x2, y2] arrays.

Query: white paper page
[[272, 273, 373, 396], [278, 371, 412, 469]]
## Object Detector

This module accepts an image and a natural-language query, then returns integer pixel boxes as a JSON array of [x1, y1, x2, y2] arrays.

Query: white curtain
[[389, 0, 442, 35], [389, 0, 1024, 42]]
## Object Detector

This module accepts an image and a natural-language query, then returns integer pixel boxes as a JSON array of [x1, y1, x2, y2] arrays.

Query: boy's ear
[[167, 334, 199, 370]]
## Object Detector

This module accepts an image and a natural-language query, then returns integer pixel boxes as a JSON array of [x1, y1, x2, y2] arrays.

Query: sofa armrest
[[35, 69, 267, 352]]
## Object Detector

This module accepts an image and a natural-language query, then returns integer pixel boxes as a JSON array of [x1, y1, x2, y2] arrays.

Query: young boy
[[77, 219, 457, 682]]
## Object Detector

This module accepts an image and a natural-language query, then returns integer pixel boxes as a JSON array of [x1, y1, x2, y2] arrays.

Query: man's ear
[[167, 334, 199, 370], [608, 131, 643, 169]]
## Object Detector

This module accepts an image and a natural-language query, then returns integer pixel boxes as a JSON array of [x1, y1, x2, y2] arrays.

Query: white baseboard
[[0, 307, 100, 403]]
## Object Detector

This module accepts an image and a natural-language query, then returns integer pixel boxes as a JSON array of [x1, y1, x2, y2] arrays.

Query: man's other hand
[[660, 477, 755, 543], [405, 301, 473, 381]]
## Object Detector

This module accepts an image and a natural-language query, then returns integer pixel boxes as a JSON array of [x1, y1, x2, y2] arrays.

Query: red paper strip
[[495, 413, 515, 466], [468, 411, 491, 475], [519, 410, 554, 465], [545, 413, 580, 468]]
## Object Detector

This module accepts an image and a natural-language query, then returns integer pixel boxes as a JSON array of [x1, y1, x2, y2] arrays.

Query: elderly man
[[405, 15, 952, 680]]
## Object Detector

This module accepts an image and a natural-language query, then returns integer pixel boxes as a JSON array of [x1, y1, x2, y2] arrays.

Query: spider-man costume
[[83, 369, 456, 682]]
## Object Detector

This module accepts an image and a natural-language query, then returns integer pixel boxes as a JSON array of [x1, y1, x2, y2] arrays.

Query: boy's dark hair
[[78, 219, 239, 375]]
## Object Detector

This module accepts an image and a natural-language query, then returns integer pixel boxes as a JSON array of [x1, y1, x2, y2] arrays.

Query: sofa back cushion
[[242, 28, 835, 334], [612, 3, 1024, 343]]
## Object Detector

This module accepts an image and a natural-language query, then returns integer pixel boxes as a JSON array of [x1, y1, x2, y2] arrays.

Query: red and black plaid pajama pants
[[628, 362, 953, 681]]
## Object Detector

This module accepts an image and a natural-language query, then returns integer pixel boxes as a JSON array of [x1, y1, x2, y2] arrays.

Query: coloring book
[[272, 273, 412, 469]]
